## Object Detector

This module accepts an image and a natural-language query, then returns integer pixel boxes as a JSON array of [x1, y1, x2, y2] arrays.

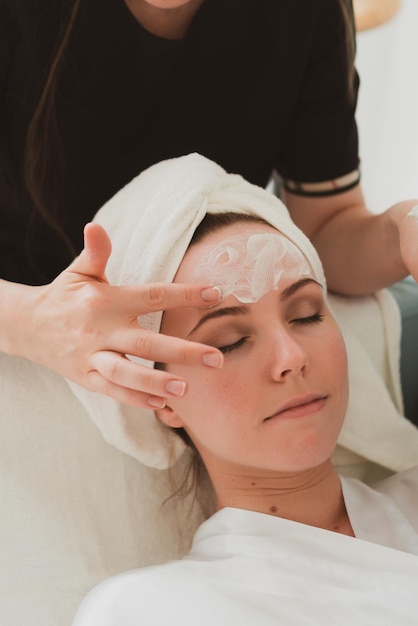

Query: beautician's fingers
[[70, 222, 221, 315], [86, 355, 179, 409], [11, 222, 222, 408], [83, 368, 169, 409], [88, 351, 196, 408], [72, 223, 221, 312], [102, 328, 223, 369], [113, 282, 221, 314], [90, 327, 223, 381], [400, 204, 418, 283], [69, 221, 112, 280]]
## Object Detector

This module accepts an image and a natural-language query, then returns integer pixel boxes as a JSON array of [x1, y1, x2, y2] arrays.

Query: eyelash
[[292, 312, 325, 325], [219, 336, 249, 354], [217, 313, 324, 354]]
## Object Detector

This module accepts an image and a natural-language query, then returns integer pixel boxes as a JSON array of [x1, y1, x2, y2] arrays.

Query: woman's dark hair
[[23, 0, 356, 253], [190, 211, 269, 245]]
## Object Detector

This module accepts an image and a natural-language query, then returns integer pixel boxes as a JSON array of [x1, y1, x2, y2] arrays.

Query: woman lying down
[[72, 154, 418, 626]]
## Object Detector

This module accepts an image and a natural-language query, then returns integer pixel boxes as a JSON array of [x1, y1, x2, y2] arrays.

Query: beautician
[[1, 0, 417, 411]]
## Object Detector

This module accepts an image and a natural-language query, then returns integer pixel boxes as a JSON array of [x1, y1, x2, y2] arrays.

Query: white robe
[[72, 467, 418, 626]]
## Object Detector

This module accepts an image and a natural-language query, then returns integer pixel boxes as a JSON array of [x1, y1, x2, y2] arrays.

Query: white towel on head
[[67, 153, 418, 474], [97, 152, 326, 335], [67, 153, 325, 469]]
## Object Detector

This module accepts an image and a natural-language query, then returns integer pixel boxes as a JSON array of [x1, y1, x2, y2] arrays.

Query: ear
[[155, 404, 185, 429]]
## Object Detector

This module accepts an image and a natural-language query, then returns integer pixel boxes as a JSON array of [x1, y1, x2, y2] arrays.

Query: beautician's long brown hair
[[338, 0, 357, 100], [24, 0, 356, 254], [24, 0, 83, 257]]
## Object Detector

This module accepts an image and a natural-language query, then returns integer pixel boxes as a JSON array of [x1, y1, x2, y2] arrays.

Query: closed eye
[[217, 315, 323, 352], [218, 336, 249, 354], [291, 313, 324, 325]]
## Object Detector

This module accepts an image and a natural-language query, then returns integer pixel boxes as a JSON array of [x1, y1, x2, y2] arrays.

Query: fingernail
[[202, 352, 223, 368], [147, 396, 167, 409], [201, 286, 221, 302], [165, 380, 187, 397]]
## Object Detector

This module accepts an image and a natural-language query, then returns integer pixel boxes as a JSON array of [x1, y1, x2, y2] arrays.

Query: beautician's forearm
[[310, 201, 413, 295], [284, 186, 416, 295], [0, 279, 38, 357]]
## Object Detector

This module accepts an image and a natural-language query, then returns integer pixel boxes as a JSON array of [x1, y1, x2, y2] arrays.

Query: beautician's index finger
[[121, 283, 221, 313]]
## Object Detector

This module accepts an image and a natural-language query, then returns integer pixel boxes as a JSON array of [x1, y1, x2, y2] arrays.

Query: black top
[[0, 0, 359, 284]]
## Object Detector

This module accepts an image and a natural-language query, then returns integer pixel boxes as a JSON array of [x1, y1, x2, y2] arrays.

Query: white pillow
[[0, 353, 212, 626]]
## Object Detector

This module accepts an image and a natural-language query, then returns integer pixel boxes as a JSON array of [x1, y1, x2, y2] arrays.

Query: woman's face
[[159, 222, 348, 475]]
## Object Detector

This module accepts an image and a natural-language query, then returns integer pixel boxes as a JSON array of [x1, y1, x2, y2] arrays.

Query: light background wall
[[355, 0, 418, 211]]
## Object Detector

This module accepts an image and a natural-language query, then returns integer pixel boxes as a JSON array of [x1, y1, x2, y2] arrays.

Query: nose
[[268, 329, 309, 381]]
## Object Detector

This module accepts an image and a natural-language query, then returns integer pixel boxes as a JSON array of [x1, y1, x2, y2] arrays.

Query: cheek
[[318, 322, 347, 376], [333, 333, 348, 386], [167, 356, 251, 404], [167, 366, 250, 439], [179, 367, 245, 412], [320, 328, 349, 411], [166, 366, 221, 418]]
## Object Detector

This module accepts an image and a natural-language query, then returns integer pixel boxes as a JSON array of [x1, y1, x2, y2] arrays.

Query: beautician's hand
[[398, 201, 418, 284], [5, 223, 223, 408]]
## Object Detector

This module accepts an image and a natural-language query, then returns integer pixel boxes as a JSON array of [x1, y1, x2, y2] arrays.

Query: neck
[[208, 459, 354, 537], [124, 0, 204, 39]]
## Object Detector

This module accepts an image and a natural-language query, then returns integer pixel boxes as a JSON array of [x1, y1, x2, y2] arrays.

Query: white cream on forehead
[[191, 231, 312, 304]]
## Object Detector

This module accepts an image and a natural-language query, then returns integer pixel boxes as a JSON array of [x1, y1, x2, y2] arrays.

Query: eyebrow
[[280, 277, 322, 301], [187, 277, 321, 337]]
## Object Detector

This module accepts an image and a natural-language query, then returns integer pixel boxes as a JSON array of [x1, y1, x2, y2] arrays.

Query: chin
[[280, 442, 337, 473]]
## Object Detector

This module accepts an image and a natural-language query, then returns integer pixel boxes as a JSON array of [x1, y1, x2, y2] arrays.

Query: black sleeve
[[275, 0, 360, 194]]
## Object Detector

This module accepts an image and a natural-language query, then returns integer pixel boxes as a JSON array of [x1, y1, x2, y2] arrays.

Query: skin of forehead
[[190, 231, 312, 304]]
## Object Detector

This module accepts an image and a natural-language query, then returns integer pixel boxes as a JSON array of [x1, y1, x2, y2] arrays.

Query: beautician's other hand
[[398, 201, 418, 284], [5, 223, 223, 408]]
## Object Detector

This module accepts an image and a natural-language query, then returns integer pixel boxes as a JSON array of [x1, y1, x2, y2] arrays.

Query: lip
[[264, 394, 327, 421]]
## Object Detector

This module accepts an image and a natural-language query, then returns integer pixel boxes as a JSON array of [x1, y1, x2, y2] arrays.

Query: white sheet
[[72, 468, 418, 626], [0, 353, 211, 626]]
